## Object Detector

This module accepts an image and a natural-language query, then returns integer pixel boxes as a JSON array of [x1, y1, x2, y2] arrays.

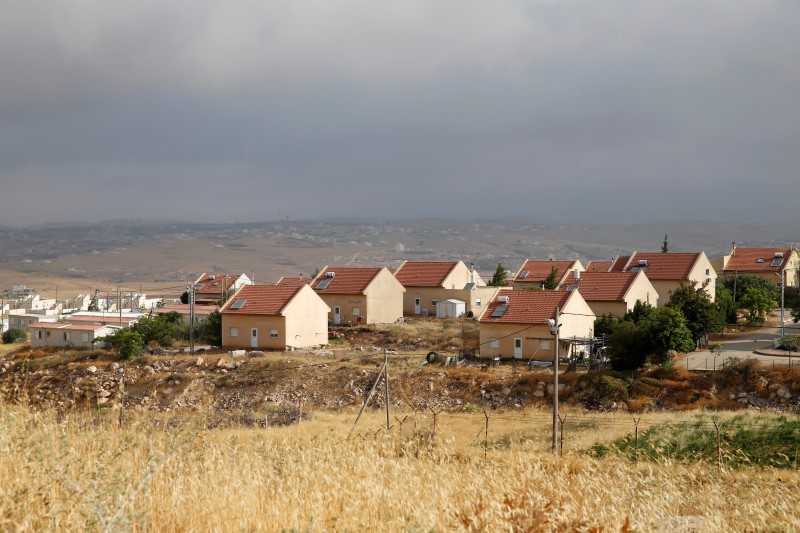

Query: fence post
[[483, 408, 489, 460], [633, 417, 641, 462], [558, 414, 567, 455], [713, 420, 722, 470]]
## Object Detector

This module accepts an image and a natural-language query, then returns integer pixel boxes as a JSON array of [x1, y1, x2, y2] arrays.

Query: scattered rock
[[87, 366, 97, 374], [195, 357, 204, 367], [110, 362, 119, 370]]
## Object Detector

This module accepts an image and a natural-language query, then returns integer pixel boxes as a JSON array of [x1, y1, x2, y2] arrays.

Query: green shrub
[[2, 328, 27, 344], [577, 374, 629, 403]]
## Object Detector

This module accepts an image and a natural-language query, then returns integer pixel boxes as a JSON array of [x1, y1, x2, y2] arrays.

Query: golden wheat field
[[2, 402, 799, 532]]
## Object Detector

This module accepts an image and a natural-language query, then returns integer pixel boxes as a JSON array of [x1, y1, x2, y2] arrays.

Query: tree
[[542, 266, 560, 290], [714, 284, 737, 326], [738, 287, 777, 326], [131, 313, 182, 347], [488, 263, 508, 287], [790, 296, 800, 324], [88, 297, 100, 312], [724, 274, 779, 302], [200, 310, 222, 346], [607, 321, 649, 371], [661, 234, 669, 253], [593, 313, 617, 338], [644, 307, 695, 362], [2, 328, 27, 344], [624, 301, 656, 325], [100, 328, 145, 360], [666, 281, 715, 343]]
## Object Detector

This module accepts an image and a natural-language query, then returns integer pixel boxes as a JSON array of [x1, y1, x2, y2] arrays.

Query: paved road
[[683, 314, 800, 371]]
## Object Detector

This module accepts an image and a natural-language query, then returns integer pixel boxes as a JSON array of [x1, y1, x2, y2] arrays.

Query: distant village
[[2, 244, 798, 362]]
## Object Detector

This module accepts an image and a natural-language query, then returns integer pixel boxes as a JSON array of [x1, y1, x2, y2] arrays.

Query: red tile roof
[[479, 289, 570, 324], [559, 271, 637, 301], [609, 256, 629, 273], [394, 261, 458, 287], [514, 260, 577, 284], [585, 261, 613, 273], [220, 285, 302, 315], [621, 252, 700, 280], [724, 247, 794, 272], [276, 277, 312, 287], [311, 267, 382, 294], [194, 274, 239, 295]]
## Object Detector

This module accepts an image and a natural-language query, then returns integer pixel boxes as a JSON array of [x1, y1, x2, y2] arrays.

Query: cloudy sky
[[1, 0, 799, 226]]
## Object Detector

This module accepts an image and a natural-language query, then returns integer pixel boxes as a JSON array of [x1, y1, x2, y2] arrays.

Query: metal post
[[781, 269, 785, 338], [552, 306, 560, 453], [384, 348, 390, 432], [189, 283, 195, 355]]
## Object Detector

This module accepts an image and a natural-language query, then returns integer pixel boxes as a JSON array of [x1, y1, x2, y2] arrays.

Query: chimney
[[470, 263, 476, 286], [575, 269, 581, 280], [731, 242, 736, 257]]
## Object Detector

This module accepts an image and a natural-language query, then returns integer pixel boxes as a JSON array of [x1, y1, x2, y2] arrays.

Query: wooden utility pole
[[552, 306, 560, 452]]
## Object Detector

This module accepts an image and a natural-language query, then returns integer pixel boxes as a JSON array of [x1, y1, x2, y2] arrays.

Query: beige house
[[311, 267, 404, 325], [221, 284, 329, 350], [557, 270, 659, 317], [610, 251, 715, 306], [393, 260, 494, 317], [29, 322, 117, 349], [511, 259, 584, 289], [713, 245, 799, 289], [478, 289, 595, 361], [64, 311, 142, 328]]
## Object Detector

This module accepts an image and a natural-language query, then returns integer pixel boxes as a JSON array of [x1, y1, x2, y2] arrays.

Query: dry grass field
[[2, 400, 799, 532]]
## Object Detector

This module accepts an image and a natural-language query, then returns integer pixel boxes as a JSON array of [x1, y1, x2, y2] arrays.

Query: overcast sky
[[2, 1, 799, 226]]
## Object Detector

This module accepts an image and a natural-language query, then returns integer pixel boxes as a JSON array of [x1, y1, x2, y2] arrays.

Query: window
[[489, 337, 500, 348], [431, 299, 438, 306], [706, 269, 710, 276], [270, 329, 279, 338], [540, 340, 551, 350], [230, 327, 238, 337], [64, 332, 70, 341], [475, 298, 481, 307], [352, 308, 361, 316], [36, 330, 43, 339], [81, 333, 89, 342]]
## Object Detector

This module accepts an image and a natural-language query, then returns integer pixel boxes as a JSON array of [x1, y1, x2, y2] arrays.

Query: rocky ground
[[3, 333, 800, 424]]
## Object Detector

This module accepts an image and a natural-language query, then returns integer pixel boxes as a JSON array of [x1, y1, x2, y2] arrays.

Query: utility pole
[[384, 347, 390, 432], [118, 286, 122, 327], [188, 283, 195, 355], [781, 269, 786, 338], [548, 307, 561, 453]]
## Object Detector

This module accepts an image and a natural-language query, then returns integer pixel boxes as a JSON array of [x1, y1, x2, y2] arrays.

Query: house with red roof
[[478, 289, 595, 361], [713, 244, 799, 289], [393, 260, 496, 318], [609, 251, 715, 306], [311, 267, 404, 325], [557, 270, 658, 317], [511, 259, 584, 290], [585, 260, 613, 273], [276, 277, 312, 287], [193, 273, 252, 305], [153, 303, 218, 325], [29, 322, 117, 349], [220, 284, 329, 350]]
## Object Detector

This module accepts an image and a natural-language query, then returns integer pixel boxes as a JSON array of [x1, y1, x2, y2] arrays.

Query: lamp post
[[547, 306, 561, 453]]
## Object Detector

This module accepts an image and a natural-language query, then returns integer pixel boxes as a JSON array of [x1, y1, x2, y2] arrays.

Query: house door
[[414, 298, 421, 315], [251, 328, 258, 348], [514, 338, 522, 359], [334, 306, 341, 325]]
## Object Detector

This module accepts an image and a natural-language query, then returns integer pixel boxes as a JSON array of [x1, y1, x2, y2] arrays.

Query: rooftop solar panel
[[229, 299, 247, 310], [490, 305, 509, 318]]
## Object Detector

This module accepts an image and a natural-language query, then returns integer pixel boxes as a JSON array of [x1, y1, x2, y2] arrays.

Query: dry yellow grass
[[2, 402, 799, 532]]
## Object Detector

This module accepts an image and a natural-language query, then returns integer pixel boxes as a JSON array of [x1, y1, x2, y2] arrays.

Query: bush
[[577, 374, 629, 403], [607, 321, 649, 371], [2, 328, 27, 344], [99, 329, 145, 360]]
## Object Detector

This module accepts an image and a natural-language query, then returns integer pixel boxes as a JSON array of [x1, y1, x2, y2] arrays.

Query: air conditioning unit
[[498, 295, 510, 304], [326, 271, 336, 277]]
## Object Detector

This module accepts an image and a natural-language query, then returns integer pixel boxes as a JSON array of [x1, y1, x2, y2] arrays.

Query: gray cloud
[[1, 1, 799, 225]]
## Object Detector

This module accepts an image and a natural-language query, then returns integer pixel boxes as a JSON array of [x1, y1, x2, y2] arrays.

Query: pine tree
[[661, 234, 669, 253], [543, 265, 560, 289], [488, 263, 508, 287]]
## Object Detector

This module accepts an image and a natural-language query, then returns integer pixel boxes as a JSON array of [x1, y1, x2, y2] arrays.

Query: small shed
[[436, 299, 466, 318]]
